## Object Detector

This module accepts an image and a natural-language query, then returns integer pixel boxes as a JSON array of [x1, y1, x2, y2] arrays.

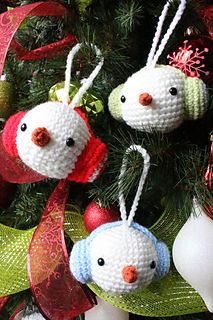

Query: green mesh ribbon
[[0, 224, 36, 296], [64, 209, 207, 317], [0, 207, 207, 316]]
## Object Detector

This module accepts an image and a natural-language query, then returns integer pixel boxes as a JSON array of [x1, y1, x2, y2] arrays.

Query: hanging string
[[63, 43, 104, 107], [146, 0, 186, 68], [146, 1, 170, 67], [118, 145, 150, 226]]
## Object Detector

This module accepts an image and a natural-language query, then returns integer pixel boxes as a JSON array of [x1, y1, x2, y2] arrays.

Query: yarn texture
[[70, 221, 170, 294], [108, 0, 208, 133], [70, 146, 170, 294], [15, 101, 90, 179]]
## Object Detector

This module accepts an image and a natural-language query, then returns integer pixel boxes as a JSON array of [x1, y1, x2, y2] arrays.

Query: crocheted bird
[[108, 0, 209, 133], [0, 101, 107, 183], [70, 145, 170, 294]]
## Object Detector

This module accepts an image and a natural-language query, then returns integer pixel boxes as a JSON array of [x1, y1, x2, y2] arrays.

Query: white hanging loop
[[146, 0, 186, 68], [63, 43, 104, 108], [118, 145, 150, 226]]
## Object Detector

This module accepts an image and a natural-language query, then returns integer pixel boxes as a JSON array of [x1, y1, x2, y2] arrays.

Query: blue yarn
[[70, 220, 170, 284], [69, 238, 91, 284]]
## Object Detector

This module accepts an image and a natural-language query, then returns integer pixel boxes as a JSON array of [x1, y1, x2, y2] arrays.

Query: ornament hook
[[118, 145, 150, 226], [146, 0, 187, 68], [64, 43, 104, 108]]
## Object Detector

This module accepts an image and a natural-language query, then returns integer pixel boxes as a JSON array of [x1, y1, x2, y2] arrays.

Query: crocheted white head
[[108, 0, 208, 133], [2, 44, 107, 183], [70, 145, 170, 294]]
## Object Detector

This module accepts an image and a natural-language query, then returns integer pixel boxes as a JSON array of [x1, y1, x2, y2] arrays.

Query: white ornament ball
[[85, 296, 129, 320], [173, 199, 213, 312], [16, 102, 90, 179], [15, 311, 45, 320]]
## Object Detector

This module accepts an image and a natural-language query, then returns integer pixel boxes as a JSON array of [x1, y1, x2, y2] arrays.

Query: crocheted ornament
[[0, 43, 106, 320], [1, 44, 107, 183], [108, 0, 209, 133], [70, 145, 170, 294], [173, 199, 213, 312]]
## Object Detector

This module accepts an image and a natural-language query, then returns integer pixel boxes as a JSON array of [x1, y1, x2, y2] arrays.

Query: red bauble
[[199, 6, 213, 40], [167, 35, 213, 86], [84, 201, 120, 233], [0, 175, 16, 207]]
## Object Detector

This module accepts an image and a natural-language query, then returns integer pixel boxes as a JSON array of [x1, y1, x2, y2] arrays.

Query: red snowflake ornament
[[168, 40, 209, 78], [167, 36, 213, 85]]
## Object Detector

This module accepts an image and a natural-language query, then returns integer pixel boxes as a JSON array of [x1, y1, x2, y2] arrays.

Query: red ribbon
[[0, 133, 45, 184], [0, 1, 77, 77], [204, 132, 213, 219], [9, 301, 26, 320], [28, 180, 95, 320], [199, 6, 213, 40], [0, 296, 9, 313]]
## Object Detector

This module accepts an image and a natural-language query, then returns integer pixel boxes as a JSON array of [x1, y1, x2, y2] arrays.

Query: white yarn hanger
[[63, 43, 104, 108], [118, 145, 150, 227], [146, 0, 186, 68]]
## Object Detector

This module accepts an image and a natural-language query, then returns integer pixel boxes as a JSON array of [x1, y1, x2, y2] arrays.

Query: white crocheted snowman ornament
[[70, 146, 170, 294], [108, 0, 208, 133], [2, 43, 106, 182], [16, 101, 90, 179]]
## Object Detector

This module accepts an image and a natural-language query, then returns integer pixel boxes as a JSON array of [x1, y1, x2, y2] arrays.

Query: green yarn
[[184, 76, 208, 120], [108, 84, 123, 121]]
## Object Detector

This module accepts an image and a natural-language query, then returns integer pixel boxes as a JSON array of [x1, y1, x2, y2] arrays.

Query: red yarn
[[67, 108, 107, 183], [2, 111, 26, 157]]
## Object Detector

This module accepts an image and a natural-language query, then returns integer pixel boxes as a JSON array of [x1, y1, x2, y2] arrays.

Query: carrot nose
[[31, 127, 51, 147], [122, 265, 137, 283], [139, 93, 152, 106]]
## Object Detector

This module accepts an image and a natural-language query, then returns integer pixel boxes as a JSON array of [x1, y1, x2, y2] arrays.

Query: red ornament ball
[[167, 35, 213, 86], [84, 201, 120, 233]]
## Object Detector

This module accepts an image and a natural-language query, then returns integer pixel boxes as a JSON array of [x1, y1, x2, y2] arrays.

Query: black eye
[[120, 95, 126, 103], [150, 261, 156, 269], [0, 118, 5, 131], [66, 137, 75, 147], [97, 258, 105, 266], [169, 87, 178, 96], [21, 123, 27, 131]]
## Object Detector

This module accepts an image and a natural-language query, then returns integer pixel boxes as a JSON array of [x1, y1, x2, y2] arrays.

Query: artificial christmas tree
[[0, 0, 212, 319]]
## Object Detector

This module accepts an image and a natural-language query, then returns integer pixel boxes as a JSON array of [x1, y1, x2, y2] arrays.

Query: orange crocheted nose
[[139, 93, 152, 106], [122, 265, 138, 283], [32, 127, 51, 147]]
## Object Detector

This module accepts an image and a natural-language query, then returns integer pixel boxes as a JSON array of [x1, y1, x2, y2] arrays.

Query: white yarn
[[118, 145, 150, 226], [64, 43, 104, 108], [16, 101, 90, 179], [146, 1, 170, 67], [90, 224, 157, 293], [147, 0, 187, 68], [120, 65, 185, 132]]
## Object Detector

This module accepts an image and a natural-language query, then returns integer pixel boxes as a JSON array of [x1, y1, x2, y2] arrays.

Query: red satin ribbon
[[0, 296, 9, 313], [0, 1, 76, 77], [204, 132, 213, 219], [0, 133, 45, 184], [28, 180, 95, 320], [9, 301, 26, 320], [10, 34, 76, 61], [200, 6, 213, 40]]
